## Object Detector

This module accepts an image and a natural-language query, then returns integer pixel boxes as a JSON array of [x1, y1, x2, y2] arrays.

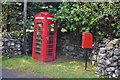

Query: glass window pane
[[36, 40, 42, 43], [49, 32, 54, 35], [35, 52, 41, 56], [36, 27, 42, 30], [48, 53, 53, 56], [37, 23, 42, 26], [36, 48, 41, 51], [36, 36, 42, 39], [49, 24, 54, 27], [48, 45, 53, 48], [49, 28, 54, 31], [48, 49, 53, 52], [36, 31, 42, 35], [36, 44, 41, 47], [49, 37, 54, 40], [48, 41, 53, 44]]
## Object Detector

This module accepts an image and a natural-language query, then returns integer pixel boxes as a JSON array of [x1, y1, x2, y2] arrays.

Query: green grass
[[1, 55, 97, 78]]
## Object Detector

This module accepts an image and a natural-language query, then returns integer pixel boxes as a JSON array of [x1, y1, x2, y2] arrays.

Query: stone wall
[[2, 31, 86, 59], [2, 31, 87, 58], [90, 37, 106, 66], [57, 32, 103, 63], [2, 32, 32, 57], [57, 32, 86, 59], [0, 33, 3, 56], [96, 38, 120, 78], [2, 33, 22, 56]]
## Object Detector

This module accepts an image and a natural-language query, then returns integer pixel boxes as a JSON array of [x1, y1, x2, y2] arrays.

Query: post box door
[[82, 32, 93, 48]]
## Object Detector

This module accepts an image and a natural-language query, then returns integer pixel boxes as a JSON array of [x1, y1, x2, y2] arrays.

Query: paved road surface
[[2, 67, 50, 78]]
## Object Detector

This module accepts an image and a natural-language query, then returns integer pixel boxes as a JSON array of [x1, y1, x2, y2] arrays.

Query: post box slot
[[48, 49, 53, 52], [37, 23, 43, 26], [36, 31, 42, 35], [48, 45, 53, 48], [49, 24, 54, 27], [36, 48, 41, 51], [48, 41, 53, 44], [36, 43, 41, 47], [49, 32, 54, 35], [49, 28, 54, 31], [36, 35, 42, 39], [35, 52, 41, 56], [36, 27, 42, 30], [48, 53, 53, 56], [36, 40, 42, 43]]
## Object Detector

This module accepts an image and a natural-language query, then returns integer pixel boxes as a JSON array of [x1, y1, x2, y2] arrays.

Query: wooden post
[[23, 0, 27, 55], [85, 49, 88, 70]]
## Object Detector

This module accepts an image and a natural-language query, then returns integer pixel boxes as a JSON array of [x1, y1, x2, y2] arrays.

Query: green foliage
[[26, 2, 60, 30], [2, 2, 120, 38], [11, 31, 23, 37], [2, 31, 22, 38], [55, 2, 120, 38], [2, 2, 60, 32], [2, 2, 23, 31]]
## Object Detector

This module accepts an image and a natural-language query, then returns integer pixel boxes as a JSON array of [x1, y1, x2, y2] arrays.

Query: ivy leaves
[[2, 2, 120, 38], [55, 2, 120, 37]]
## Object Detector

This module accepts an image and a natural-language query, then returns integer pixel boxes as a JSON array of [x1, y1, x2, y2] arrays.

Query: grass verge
[[1, 55, 97, 78]]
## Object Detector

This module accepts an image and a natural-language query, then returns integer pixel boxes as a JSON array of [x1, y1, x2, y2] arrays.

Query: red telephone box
[[32, 12, 57, 62], [82, 32, 93, 48]]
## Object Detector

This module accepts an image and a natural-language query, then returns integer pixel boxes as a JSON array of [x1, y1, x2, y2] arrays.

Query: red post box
[[32, 12, 57, 62], [82, 32, 93, 70], [82, 32, 93, 48]]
